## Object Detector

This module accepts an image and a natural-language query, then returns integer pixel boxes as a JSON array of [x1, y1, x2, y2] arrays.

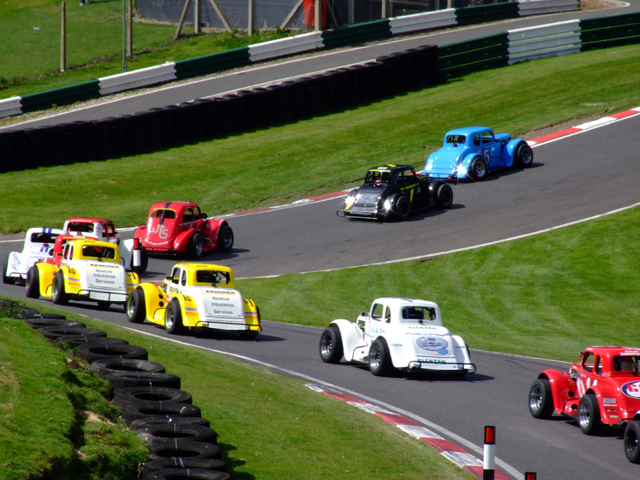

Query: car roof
[[65, 218, 114, 225], [26, 227, 67, 235], [367, 164, 414, 172], [172, 263, 233, 273], [149, 202, 198, 213], [445, 127, 492, 136], [66, 237, 116, 249], [584, 346, 640, 357], [372, 297, 439, 309]]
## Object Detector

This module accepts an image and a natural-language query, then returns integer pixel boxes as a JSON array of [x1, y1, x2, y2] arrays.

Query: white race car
[[2, 228, 66, 284], [319, 297, 476, 377]]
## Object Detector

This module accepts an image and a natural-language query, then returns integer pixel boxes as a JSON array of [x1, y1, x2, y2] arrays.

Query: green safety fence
[[438, 33, 509, 79], [174, 47, 251, 80], [20, 80, 101, 113], [455, 2, 519, 26], [580, 12, 640, 50], [322, 19, 391, 49]]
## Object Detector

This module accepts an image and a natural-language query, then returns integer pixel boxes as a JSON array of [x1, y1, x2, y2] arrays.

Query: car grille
[[354, 193, 380, 207]]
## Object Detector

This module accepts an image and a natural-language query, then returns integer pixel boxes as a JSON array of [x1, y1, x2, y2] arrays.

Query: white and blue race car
[[2, 228, 66, 284], [423, 127, 533, 181]]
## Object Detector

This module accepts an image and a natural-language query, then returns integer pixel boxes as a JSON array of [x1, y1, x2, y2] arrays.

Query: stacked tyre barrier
[[1, 301, 230, 480], [0, 45, 439, 173]]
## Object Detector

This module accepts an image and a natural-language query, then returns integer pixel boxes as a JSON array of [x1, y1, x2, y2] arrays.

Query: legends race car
[[2, 228, 66, 284], [336, 164, 453, 221], [64, 217, 148, 273], [25, 237, 140, 309], [133, 202, 233, 259], [125, 263, 261, 337], [423, 127, 533, 181], [528, 346, 640, 463], [319, 298, 475, 377]]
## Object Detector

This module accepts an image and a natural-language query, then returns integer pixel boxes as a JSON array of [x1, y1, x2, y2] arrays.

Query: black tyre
[[394, 195, 411, 220], [144, 469, 229, 480], [25, 266, 40, 298], [136, 424, 217, 445], [37, 326, 107, 340], [56, 335, 127, 347], [142, 458, 227, 478], [51, 272, 68, 305], [369, 338, 392, 376], [624, 421, 640, 463], [578, 393, 603, 435], [528, 378, 554, 419], [147, 440, 220, 461], [106, 371, 181, 391], [127, 289, 147, 324], [435, 183, 454, 209], [24, 318, 84, 329], [26, 313, 67, 320], [217, 224, 234, 252], [2, 255, 15, 284], [121, 402, 201, 424], [130, 416, 209, 430], [114, 386, 192, 407], [74, 343, 148, 363], [165, 299, 184, 335], [319, 326, 343, 364], [13, 307, 40, 318], [468, 157, 487, 181], [514, 142, 534, 168], [90, 358, 165, 378], [0, 299, 18, 308], [188, 232, 204, 259]]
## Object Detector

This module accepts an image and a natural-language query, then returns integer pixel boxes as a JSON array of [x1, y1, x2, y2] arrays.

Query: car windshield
[[81, 245, 115, 259], [365, 170, 392, 184], [613, 355, 640, 375], [446, 135, 466, 145], [400, 306, 437, 323], [151, 209, 177, 219], [196, 270, 230, 285]]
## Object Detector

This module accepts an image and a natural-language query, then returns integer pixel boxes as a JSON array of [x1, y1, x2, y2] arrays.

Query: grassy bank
[[0, 302, 473, 480], [238, 204, 640, 362], [2, 44, 640, 233]]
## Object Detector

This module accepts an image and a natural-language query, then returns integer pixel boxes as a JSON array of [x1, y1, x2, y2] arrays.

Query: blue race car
[[422, 127, 533, 181]]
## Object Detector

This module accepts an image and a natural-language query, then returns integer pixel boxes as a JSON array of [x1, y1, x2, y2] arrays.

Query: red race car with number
[[528, 346, 640, 464], [133, 202, 233, 259]]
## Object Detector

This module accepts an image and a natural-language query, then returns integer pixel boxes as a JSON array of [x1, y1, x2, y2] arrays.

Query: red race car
[[528, 346, 640, 463], [133, 201, 233, 259]]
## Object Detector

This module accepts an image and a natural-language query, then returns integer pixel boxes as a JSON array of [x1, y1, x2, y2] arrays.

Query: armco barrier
[[0, 97, 22, 118], [321, 19, 392, 48], [508, 19, 581, 64], [438, 33, 510, 79], [248, 32, 324, 63], [174, 48, 251, 80], [518, 0, 579, 16], [580, 12, 640, 50], [99, 64, 177, 96], [455, 2, 519, 26], [20, 80, 100, 113], [389, 9, 457, 35]]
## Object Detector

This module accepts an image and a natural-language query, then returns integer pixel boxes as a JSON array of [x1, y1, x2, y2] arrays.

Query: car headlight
[[344, 194, 356, 208], [383, 199, 392, 211]]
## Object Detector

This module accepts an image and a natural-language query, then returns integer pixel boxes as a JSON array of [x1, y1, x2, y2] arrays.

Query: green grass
[[0, 0, 289, 99], [0, 303, 473, 480], [2, 44, 640, 233], [0, 309, 148, 480], [237, 204, 640, 362]]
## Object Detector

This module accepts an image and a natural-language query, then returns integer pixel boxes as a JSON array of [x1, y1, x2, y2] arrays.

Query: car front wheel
[[515, 142, 534, 168], [319, 326, 343, 364], [624, 421, 640, 463], [578, 393, 603, 435], [435, 183, 454, 209], [217, 225, 234, 252], [528, 378, 554, 419]]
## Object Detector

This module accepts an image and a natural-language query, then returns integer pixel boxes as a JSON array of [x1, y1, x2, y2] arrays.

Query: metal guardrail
[[389, 9, 457, 36], [99, 64, 177, 96], [0, 97, 22, 118], [518, 0, 580, 16], [248, 32, 324, 63], [508, 19, 581, 64], [321, 19, 392, 48]]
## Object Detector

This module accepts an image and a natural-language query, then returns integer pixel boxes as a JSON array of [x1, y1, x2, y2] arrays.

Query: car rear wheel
[[165, 299, 184, 334], [2, 255, 15, 284], [435, 183, 454, 209], [515, 142, 534, 168], [369, 338, 392, 376], [217, 225, 234, 252], [469, 157, 487, 181], [25, 266, 40, 299], [126, 289, 146, 324], [528, 378, 554, 419], [578, 393, 603, 435], [624, 421, 640, 463], [188, 232, 204, 259], [51, 272, 69, 305], [319, 326, 343, 364]]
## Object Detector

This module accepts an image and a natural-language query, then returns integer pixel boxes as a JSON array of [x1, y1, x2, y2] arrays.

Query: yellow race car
[[25, 238, 139, 310], [125, 263, 261, 337]]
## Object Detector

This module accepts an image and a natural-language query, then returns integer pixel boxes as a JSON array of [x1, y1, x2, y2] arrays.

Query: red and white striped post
[[524, 473, 537, 480], [483, 425, 496, 480], [133, 237, 141, 275]]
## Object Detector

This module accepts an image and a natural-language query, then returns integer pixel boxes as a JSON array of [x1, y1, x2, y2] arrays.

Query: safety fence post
[[483, 425, 496, 480]]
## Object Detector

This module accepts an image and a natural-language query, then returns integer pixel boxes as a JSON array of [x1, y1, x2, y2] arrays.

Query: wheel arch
[[539, 369, 574, 414], [173, 229, 196, 253], [329, 319, 363, 362]]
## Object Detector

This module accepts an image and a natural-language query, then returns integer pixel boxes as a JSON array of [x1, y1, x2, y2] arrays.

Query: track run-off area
[[3, 4, 640, 479]]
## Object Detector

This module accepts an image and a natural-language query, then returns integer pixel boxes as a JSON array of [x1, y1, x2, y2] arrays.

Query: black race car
[[337, 164, 453, 221]]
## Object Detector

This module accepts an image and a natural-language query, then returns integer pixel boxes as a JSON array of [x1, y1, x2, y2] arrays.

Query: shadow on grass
[[219, 442, 256, 480]]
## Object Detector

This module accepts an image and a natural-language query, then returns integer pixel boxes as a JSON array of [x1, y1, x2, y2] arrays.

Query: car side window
[[181, 270, 187, 286], [371, 304, 383, 321], [582, 352, 594, 373], [474, 135, 480, 146], [594, 357, 602, 375], [183, 209, 194, 223], [384, 306, 391, 323], [170, 268, 181, 284]]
